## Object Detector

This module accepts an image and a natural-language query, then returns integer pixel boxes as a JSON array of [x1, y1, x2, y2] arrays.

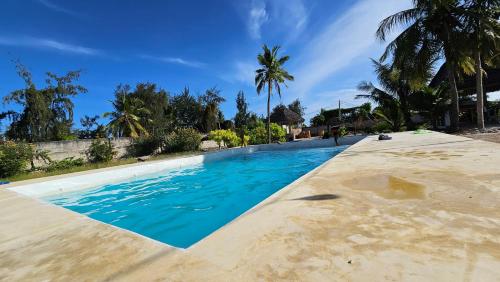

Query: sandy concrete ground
[[1, 131, 499, 281], [457, 126, 500, 144]]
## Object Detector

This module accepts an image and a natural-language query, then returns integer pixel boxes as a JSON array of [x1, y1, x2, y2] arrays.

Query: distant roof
[[270, 107, 304, 125], [429, 64, 500, 95]]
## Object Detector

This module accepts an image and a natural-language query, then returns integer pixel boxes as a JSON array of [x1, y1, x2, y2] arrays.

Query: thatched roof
[[270, 107, 304, 125], [429, 64, 500, 95]]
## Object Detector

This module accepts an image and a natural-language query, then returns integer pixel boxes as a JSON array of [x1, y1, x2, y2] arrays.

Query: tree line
[[355, 0, 499, 132], [0, 60, 305, 147]]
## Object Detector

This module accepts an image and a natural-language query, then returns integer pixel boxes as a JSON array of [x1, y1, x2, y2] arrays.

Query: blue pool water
[[46, 146, 346, 248]]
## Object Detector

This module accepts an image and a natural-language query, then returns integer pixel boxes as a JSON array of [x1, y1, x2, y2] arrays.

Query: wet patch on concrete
[[343, 175, 425, 200]]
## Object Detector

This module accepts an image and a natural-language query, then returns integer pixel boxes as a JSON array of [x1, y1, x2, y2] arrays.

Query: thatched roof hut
[[429, 64, 500, 95], [270, 106, 304, 126]]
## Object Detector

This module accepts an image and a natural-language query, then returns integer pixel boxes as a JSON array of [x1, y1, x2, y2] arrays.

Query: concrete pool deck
[[1, 131, 500, 281]]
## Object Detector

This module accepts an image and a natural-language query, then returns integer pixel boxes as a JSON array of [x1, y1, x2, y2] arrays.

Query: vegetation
[[249, 123, 268, 145], [287, 99, 306, 125], [461, 0, 500, 129], [376, 0, 500, 132], [248, 120, 286, 144], [270, 123, 287, 142], [162, 128, 202, 153], [209, 129, 240, 149], [0, 142, 33, 178], [255, 45, 294, 143], [310, 103, 372, 127], [3, 61, 86, 142], [199, 87, 226, 132], [104, 85, 151, 138], [356, 60, 407, 132], [234, 91, 250, 129], [86, 139, 116, 163], [79, 115, 106, 139], [0, 152, 203, 183], [44, 157, 84, 172], [1, 0, 498, 180]]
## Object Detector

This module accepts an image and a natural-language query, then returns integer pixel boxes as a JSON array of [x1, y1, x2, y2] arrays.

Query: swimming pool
[[45, 146, 346, 248]]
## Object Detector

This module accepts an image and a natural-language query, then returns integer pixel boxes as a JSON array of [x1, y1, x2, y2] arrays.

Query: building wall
[[301, 126, 329, 137]]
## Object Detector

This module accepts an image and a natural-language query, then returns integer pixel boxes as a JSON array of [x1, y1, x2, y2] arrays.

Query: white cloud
[[139, 54, 205, 68], [247, 0, 269, 40], [243, 0, 308, 41], [291, 0, 412, 98], [0, 36, 101, 55], [36, 0, 80, 17], [221, 61, 257, 86], [268, 0, 308, 41]]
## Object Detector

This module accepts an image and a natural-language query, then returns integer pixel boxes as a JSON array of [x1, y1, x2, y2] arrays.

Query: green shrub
[[249, 126, 267, 145], [373, 121, 392, 133], [241, 135, 250, 146], [339, 125, 348, 137], [209, 129, 240, 148], [86, 139, 116, 163], [208, 130, 224, 149], [129, 136, 162, 157], [163, 128, 201, 153], [0, 141, 32, 178], [44, 157, 84, 172], [322, 131, 331, 139], [270, 123, 286, 143], [249, 122, 286, 144]]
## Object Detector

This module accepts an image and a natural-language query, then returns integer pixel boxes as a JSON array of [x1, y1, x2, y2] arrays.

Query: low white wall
[[35, 138, 132, 163], [35, 138, 223, 164], [9, 135, 365, 198]]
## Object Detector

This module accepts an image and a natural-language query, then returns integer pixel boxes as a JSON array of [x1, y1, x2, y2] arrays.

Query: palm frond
[[377, 8, 420, 41]]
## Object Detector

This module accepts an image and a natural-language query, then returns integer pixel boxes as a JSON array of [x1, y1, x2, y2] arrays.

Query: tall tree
[[171, 87, 202, 129], [255, 45, 294, 143], [200, 87, 226, 132], [4, 61, 86, 141], [234, 91, 250, 129], [288, 98, 306, 124], [377, 0, 466, 131], [79, 115, 103, 139], [104, 85, 150, 138], [129, 83, 173, 137], [462, 0, 500, 129]]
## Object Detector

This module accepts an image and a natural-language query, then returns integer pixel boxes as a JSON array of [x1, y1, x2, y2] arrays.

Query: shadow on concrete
[[291, 194, 340, 201]]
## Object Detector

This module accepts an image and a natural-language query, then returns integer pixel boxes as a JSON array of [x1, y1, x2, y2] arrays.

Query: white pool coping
[[7, 135, 366, 198]]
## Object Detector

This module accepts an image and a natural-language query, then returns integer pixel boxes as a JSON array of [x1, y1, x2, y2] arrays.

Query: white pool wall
[[8, 135, 365, 198]]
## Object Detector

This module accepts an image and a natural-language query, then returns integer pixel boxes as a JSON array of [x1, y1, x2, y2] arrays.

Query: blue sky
[[0, 0, 414, 129]]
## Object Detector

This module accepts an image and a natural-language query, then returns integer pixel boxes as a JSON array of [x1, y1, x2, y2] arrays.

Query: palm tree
[[104, 87, 150, 138], [409, 83, 450, 129], [255, 45, 294, 143], [356, 64, 405, 132], [462, 0, 500, 129], [377, 0, 466, 131]]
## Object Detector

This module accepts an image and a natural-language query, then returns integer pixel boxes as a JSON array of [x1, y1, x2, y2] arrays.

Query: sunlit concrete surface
[[1, 131, 499, 281]]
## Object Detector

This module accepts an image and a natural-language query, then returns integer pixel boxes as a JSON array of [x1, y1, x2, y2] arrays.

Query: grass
[[1, 150, 205, 183]]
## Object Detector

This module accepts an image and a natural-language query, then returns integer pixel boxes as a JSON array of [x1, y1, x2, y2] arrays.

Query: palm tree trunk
[[399, 90, 412, 130], [445, 60, 460, 132], [475, 49, 485, 130], [267, 82, 271, 144], [443, 27, 460, 132]]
